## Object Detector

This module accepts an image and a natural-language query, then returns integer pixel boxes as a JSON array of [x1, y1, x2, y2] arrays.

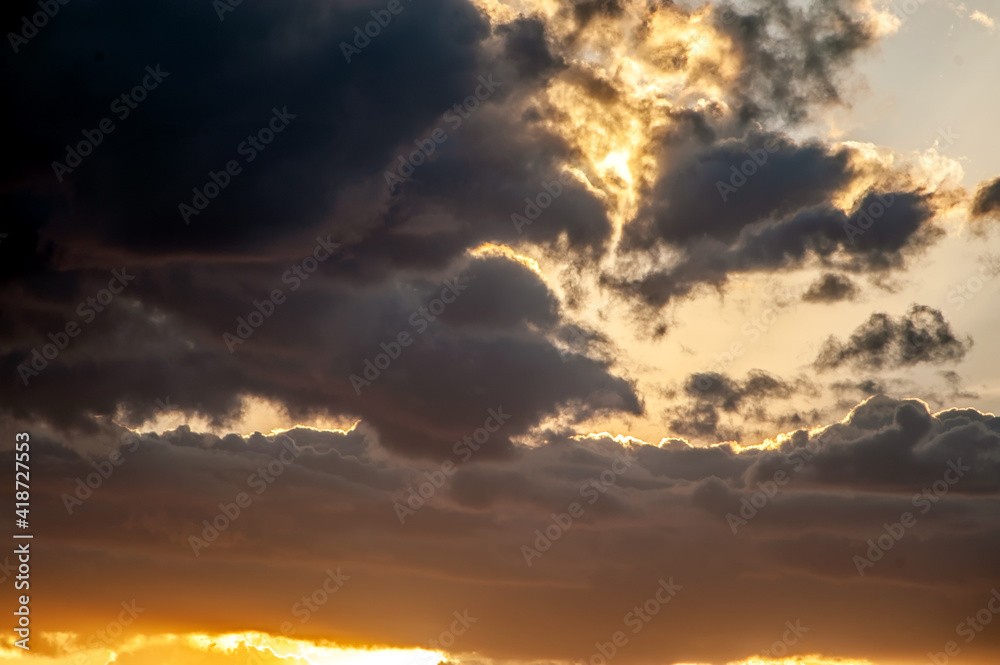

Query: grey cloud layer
[[12, 396, 1000, 663]]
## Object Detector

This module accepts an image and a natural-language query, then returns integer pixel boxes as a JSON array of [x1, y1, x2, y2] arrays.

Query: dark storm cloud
[[1, 0, 491, 261], [605, 0, 941, 310], [0, 0, 612, 280], [715, 0, 877, 123], [738, 396, 1000, 491], [0, 0, 637, 455], [971, 176, 1000, 218], [2, 0, 997, 662], [725, 190, 935, 273], [815, 304, 972, 371], [627, 132, 854, 247], [613, 188, 936, 308], [371, 105, 614, 258], [802, 272, 858, 302], [11, 395, 1000, 664], [0, 254, 640, 458], [496, 17, 566, 80]]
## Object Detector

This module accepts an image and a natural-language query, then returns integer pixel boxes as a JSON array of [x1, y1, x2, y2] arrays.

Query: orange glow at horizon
[[1, 632, 447, 665], [0, 631, 885, 665]]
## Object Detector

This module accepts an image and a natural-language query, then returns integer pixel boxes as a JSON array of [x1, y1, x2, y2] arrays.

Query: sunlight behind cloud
[[18, 632, 448, 665], [206, 633, 444, 665], [725, 658, 874, 665]]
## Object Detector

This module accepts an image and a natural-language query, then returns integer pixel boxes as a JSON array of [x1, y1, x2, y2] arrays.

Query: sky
[[1, 0, 999, 664]]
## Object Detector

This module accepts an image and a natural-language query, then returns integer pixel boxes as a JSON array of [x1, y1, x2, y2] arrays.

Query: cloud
[[802, 272, 859, 302], [815, 304, 972, 371], [971, 176, 1000, 219], [628, 132, 855, 247], [829, 370, 982, 416], [0, 0, 500, 262], [969, 10, 996, 30], [4, 0, 942, 459], [0, 252, 640, 458], [714, 0, 879, 123], [8, 396, 1000, 665], [661, 370, 821, 443], [613, 188, 937, 308], [1, 1, 997, 663], [0, 0, 645, 459]]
